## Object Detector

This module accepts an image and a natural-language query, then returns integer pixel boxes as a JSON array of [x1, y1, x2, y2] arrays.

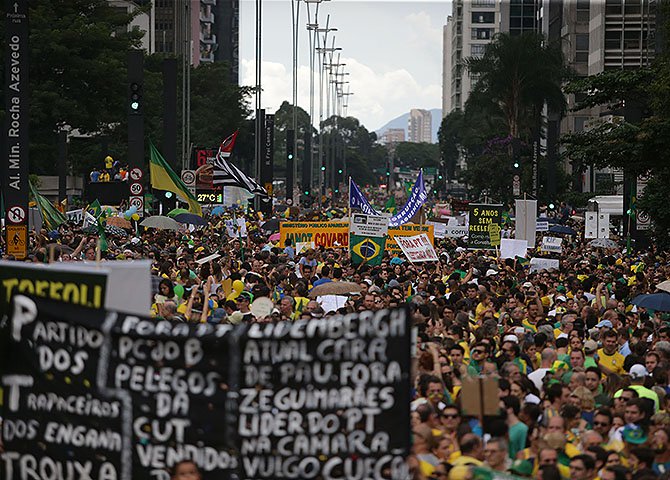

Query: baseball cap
[[629, 364, 649, 380], [509, 460, 533, 477], [522, 281, 533, 288], [503, 334, 519, 344], [622, 425, 648, 445], [596, 320, 613, 328], [555, 295, 567, 303], [237, 291, 253, 302], [584, 340, 598, 353], [486, 269, 498, 277], [388, 279, 400, 288]]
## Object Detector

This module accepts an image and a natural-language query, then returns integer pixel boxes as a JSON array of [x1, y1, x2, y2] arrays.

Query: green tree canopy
[[466, 32, 567, 140]]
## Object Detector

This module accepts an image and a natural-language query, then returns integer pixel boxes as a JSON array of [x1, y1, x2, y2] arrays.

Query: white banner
[[350, 213, 390, 236], [585, 212, 598, 239], [65, 208, 83, 224], [536, 220, 549, 232], [500, 238, 528, 259], [515, 200, 537, 248], [428, 221, 447, 239], [396, 234, 438, 263], [444, 225, 469, 238], [225, 218, 248, 238], [529, 257, 560, 273], [541, 236, 563, 253], [598, 213, 610, 239]]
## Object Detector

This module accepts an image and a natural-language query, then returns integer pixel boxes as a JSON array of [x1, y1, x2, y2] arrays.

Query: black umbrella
[[261, 218, 280, 232], [548, 225, 577, 235], [174, 213, 208, 226]]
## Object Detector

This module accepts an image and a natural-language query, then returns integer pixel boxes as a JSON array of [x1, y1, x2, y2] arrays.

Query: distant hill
[[374, 108, 442, 143]]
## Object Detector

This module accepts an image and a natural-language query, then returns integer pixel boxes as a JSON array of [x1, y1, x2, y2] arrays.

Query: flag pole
[[348, 176, 352, 219]]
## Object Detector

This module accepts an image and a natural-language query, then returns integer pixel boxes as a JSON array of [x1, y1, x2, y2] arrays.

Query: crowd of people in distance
[[4, 195, 670, 480], [89, 155, 129, 183]]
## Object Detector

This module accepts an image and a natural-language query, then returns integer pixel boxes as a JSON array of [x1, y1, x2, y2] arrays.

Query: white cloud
[[406, 11, 443, 50], [241, 56, 441, 133]]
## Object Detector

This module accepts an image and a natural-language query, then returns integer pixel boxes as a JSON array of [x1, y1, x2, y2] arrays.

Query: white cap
[[629, 364, 649, 379], [486, 269, 498, 277], [555, 295, 567, 302], [503, 334, 519, 344]]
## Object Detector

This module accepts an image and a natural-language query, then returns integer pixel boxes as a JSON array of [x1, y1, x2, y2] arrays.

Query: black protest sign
[[1, 295, 123, 479], [104, 314, 237, 480], [2, 299, 412, 480], [468, 204, 503, 249], [0, 261, 107, 318], [1, 296, 235, 480], [234, 308, 412, 480]]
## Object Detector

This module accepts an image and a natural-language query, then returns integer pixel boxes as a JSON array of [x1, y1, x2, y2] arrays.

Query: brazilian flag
[[350, 234, 386, 266]]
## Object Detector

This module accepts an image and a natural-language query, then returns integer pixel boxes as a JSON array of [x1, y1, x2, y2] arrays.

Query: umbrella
[[309, 281, 363, 299], [269, 232, 281, 242], [211, 206, 225, 216], [106, 216, 132, 229], [167, 208, 190, 218], [656, 280, 670, 294], [174, 212, 208, 226], [261, 218, 280, 232], [81, 224, 127, 237], [589, 238, 618, 249], [140, 215, 181, 231], [46, 243, 74, 254], [631, 293, 670, 312], [548, 225, 577, 235]]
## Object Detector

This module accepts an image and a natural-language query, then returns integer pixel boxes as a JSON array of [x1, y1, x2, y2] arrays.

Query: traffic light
[[286, 129, 295, 162], [513, 161, 520, 169], [338, 169, 343, 174], [129, 82, 142, 114], [321, 166, 326, 171]]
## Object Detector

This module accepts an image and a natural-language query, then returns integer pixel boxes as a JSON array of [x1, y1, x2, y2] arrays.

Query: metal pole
[[254, 0, 262, 209], [291, 0, 301, 205]]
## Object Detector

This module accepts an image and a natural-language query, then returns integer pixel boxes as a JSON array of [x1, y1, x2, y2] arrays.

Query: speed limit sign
[[130, 182, 143, 195], [129, 196, 144, 212]]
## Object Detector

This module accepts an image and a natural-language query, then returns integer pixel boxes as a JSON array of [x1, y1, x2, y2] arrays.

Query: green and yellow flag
[[149, 142, 202, 216], [29, 182, 67, 230], [350, 234, 386, 266]]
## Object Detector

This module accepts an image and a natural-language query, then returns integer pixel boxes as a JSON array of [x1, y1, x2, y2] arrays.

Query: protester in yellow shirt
[[597, 330, 625, 375]]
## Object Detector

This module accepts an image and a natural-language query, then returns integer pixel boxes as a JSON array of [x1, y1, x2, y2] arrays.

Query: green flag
[[385, 195, 397, 214], [85, 199, 108, 252], [350, 234, 385, 266], [29, 182, 67, 230]]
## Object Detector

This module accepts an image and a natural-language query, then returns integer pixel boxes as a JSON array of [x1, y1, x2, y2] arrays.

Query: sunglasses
[[442, 413, 459, 419], [593, 421, 610, 427]]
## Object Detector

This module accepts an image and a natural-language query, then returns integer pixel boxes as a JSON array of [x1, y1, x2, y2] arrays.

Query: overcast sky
[[238, 0, 452, 132]]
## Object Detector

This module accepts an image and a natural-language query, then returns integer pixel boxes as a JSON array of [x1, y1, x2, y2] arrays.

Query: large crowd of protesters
[[3, 196, 670, 480]]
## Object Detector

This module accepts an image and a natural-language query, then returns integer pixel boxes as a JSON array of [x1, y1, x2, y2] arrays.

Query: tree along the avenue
[[438, 32, 568, 204], [0, 1, 254, 176]]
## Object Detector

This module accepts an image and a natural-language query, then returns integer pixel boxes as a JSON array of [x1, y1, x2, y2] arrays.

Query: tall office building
[[380, 129, 406, 145], [500, 0, 542, 35], [589, 0, 656, 73], [442, 0, 501, 114], [214, 0, 240, 84], [408, 109, 433, 143], [152, 0, 238, 81]]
